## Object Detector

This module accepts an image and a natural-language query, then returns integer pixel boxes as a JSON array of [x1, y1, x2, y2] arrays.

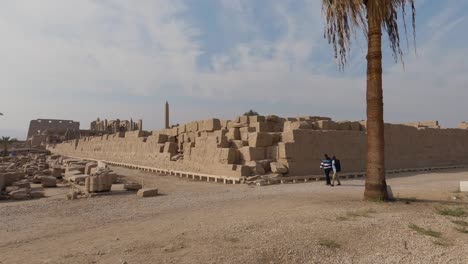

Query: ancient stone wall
[[48, 116, 468, 179], [27, 119, 80, 139]]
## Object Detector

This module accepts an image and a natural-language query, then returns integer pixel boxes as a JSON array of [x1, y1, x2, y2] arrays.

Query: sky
[[0, 0, 467, 139]]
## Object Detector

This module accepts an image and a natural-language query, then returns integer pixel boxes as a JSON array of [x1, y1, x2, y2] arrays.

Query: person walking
[[331, 155, 341, 186], [320, 154, 332, 186]]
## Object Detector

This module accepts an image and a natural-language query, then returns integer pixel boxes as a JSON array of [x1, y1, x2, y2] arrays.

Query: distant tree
[[244, 110, 259, 116], [1, 136, 17, 156]]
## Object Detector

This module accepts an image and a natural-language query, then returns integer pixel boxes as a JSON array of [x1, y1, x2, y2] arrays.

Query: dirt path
[[1, 168, 467, 264]]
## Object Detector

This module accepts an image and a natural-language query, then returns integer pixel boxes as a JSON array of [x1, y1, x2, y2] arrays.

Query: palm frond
[[322, 0, 416, 68]]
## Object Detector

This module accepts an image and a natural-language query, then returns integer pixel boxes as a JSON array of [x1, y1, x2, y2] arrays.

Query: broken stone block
[[5, 186, 20, 193], [12, 181, 31, 189], [41, 176, 57, 188], [137, 188, 158, 198], [124, 183, 142, 191], [171, 154, 184, 161], [32, 175, 43, 184], [248, 132, 273, 147], [270, 162, 288, 174], [10, 189, 30, 200]]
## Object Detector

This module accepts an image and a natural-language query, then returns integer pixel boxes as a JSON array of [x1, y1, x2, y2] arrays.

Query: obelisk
[[165, 101, 170, 129]]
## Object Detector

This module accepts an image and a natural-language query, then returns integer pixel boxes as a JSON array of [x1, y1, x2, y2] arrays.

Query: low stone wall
[[48, 115, 468, 178]]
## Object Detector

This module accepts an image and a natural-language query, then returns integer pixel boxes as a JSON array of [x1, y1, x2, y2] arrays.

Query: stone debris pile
[[1, 152, 161, 201], [0, 153, 62, 200]]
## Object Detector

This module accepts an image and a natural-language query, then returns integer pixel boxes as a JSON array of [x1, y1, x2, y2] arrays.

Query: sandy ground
[[1, 168, 468, 264]]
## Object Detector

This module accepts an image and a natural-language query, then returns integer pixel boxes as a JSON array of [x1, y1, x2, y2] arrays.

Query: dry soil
[[1, 168, 468, 264]]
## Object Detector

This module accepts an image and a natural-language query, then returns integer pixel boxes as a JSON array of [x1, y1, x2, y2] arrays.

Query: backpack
[[334, 159, 341, 172]]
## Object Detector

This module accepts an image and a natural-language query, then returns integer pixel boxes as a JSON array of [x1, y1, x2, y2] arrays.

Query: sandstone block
[[248, 115, 266, 123], [270, 162, 288, 174], [12, 181, 30, 189], [41, 176, 57, 188], [124, 182, 143, 190], [232, 165, 250, 177], [230, 140, 247, 149], [86, 174, 112, 192], [251, 122, 274, 132], [137, 188, 158, 197], [218, 148, 236, 164], [314, 120, 338, 130], [98, 161, 108, 168], [178, 124, 187, 133], [266, 146, 279, 160], [460, 181, 468, 192], [239, 115, 250, 125], [5, 186, 20, 193], [240, 127, 256, 141], [239, 147, 265, 161], [200, 119, 222, 131], [186, 121, 199, 132], [284, 121, 314, 131], [247, 161, 266, 175], [149, 133, 168, 143], [248, 132, 273, 147], [10, 189, 30, 200], [227, 127, 241, 140], [85, 162, 98, 175]]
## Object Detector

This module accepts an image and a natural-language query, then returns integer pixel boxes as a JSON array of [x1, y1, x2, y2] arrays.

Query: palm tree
[[322, 0, 416, 200], [1, 136, 17, 156]]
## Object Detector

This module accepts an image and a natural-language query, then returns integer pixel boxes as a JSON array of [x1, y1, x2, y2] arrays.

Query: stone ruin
[[47, 115, 468, 184], [0, 153, 153, 201], [90, 117, 143, 134], [27, 119, 81, 145]]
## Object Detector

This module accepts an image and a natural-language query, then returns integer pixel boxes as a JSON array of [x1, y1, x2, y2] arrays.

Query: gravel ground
[[1, 167, 468, 264]]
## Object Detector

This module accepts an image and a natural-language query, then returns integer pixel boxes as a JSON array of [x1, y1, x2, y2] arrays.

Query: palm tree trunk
[[364, 10, 388, 200]]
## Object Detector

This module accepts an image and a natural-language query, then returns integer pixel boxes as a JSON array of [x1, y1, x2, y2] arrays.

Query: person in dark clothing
[[320, 154, 332, 185], [331, 155, 341, 186]]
